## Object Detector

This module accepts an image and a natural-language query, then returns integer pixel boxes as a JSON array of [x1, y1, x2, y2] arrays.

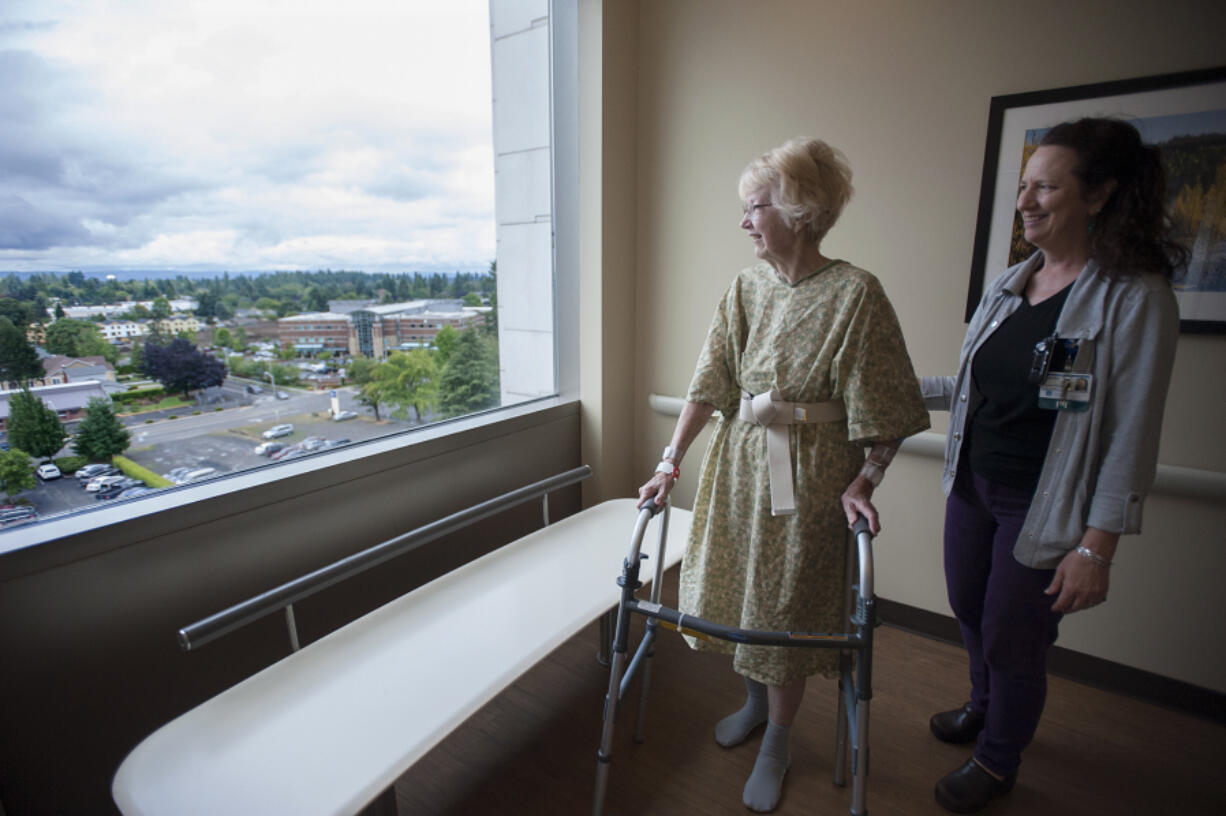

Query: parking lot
[[4, 395, 407, 527]]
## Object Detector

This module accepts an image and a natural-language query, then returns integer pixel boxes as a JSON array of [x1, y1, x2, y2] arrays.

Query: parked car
[[262, 424, 294, 439], [85, 474, 127, 493], [36, 463, 62, 480], [318, 438, 351, 450], [0, 505, 38, 527], [300, 436, 327, 451], [269, 445, 301, 461], [162, 467, 193, 483], [95, 478, 145, 500], [245, 384, 263, 394], [332, 410, 358, 422], [177, 468, 217, 485], [276, 448, 309, 461], [77, 464, 120, 483], [116, 486, 156, 499], [253, 441, 285, 456], [275, 391, 290, 400]]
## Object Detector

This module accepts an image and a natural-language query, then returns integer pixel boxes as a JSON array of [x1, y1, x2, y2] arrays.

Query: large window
[[0, 0, 561, 542]]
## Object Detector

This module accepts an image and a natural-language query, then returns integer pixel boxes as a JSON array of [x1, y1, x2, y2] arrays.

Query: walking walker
[[592, 503, 878, 816]]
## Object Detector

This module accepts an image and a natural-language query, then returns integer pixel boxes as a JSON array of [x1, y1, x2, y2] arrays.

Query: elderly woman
[[638, 137, 929, 812], [922, 118, 1183, 813]]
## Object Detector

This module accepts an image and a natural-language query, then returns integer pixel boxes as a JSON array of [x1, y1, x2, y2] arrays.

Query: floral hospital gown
[[680, 260, 929, 686]]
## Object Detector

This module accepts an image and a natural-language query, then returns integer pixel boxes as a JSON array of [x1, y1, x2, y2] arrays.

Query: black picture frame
[[966, 65, 1226, 332]]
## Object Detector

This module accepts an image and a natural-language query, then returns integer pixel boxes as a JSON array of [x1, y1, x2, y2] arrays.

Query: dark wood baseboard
[[877, 597, 1226, 726]]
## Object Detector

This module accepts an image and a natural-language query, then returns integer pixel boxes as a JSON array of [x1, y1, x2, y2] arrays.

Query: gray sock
[[715, 677, 769, 747], [742, 720, 791, 812]]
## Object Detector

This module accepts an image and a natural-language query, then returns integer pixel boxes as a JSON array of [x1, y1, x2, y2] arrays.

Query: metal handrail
[[178, 465, 592, 651]]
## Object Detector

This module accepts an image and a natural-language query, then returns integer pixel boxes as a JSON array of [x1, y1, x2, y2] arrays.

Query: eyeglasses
[[742, 202, 772, 219]]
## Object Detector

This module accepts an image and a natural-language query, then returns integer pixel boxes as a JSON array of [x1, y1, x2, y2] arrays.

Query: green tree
[[462, 292, 481, 307], [213, 327, 233, 349], [54, 302, 66, 319], [0, 318, 44, 384], [150, 296, 172, 320], [356, 383, 383, 420], [345, 356, 377, 385], [128, 340, 144, 373], [432, 325, 459, 367], [72, 398, 131, 460], [369, 350, 437, 422], [233, 326, 248, 352], [43, 318, 117, 364], [0, 447, 36, 499], [305, 287, 329, 312], [438, 330, 500, 418], [6, 388, 66, 460], [0, 297, 31, 327]]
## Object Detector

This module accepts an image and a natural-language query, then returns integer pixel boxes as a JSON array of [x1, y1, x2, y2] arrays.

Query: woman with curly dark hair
[[920, 117, 1184, 813]]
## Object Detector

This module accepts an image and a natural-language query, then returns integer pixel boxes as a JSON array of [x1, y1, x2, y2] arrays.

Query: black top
[[967, 283, 1072, 492]]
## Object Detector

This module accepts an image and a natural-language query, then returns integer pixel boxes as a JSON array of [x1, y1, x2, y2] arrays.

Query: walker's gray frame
[[593, 503, 877, 816]]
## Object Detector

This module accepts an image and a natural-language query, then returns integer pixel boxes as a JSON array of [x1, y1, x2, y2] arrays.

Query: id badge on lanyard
[[1029, 335, 1092, 412]]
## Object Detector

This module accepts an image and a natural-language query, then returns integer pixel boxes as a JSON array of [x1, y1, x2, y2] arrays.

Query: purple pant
[[944, 463, 1062, 776]]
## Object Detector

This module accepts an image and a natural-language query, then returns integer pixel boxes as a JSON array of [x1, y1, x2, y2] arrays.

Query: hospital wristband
[[656, 461, 680, 479]]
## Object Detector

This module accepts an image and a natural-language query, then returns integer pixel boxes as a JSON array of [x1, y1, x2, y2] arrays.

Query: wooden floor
[[393, 567, 1226, 815]]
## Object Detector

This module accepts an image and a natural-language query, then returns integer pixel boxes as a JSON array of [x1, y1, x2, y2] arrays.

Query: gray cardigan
[[921, 252, 1178, 568]]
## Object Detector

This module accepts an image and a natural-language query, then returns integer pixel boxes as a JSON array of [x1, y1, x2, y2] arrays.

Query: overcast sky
[[0, 0, 495, 276]]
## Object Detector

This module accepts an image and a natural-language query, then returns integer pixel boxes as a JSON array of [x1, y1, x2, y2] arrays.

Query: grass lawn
[[118, 395, 195, 416]]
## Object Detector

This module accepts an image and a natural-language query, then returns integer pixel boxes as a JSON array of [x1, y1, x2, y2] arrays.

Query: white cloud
[[0, 0, 495, 273]]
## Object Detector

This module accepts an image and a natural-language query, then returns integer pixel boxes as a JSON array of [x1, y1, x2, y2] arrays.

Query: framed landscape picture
[[966, 66, 1226, 332]]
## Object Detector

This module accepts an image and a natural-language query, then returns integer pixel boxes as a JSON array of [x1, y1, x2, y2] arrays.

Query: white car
[[177, 468, 217, 484], [262, 423, 294, 439], [332, 410, 358, 422], [36, 463, 62, 480], [85, 474, 127, 492], [162, 467, 192, 483]]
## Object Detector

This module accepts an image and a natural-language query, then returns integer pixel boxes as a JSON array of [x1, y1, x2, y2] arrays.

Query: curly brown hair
[[1040, 118, 1188, 280]]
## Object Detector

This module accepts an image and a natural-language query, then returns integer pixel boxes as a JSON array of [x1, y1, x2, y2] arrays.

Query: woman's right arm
[[637, 401, 716, 508], [919, 375, 956, 411]]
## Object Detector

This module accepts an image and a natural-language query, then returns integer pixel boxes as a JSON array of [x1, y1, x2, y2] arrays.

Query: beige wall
[[612, 0, 1226, 691]]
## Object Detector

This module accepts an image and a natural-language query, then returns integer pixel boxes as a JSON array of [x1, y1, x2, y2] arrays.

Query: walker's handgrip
[[636, 500, 664, 517], [852, 514, 872, 538]]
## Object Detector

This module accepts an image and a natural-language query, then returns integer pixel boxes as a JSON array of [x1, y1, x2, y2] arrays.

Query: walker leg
[[593, 648, 628, 816], [832, 656, 850, 787], [632, 619, 658, 742], [851, 696, 870, 815]]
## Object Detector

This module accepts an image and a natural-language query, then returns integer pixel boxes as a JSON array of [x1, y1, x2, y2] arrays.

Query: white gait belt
[[738, 390, 847, 516]]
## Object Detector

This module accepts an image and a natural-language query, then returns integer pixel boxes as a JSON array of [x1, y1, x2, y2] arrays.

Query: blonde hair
[[738, 137, 853, 244]]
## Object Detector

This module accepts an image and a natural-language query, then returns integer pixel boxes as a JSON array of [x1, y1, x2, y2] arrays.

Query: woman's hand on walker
[[637, 471, 675, 509], [841, 475, 880, 535]]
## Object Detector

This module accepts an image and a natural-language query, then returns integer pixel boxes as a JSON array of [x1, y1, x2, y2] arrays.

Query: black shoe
[[934, 758, 1017, 813], [930, 702, 985, 744]]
